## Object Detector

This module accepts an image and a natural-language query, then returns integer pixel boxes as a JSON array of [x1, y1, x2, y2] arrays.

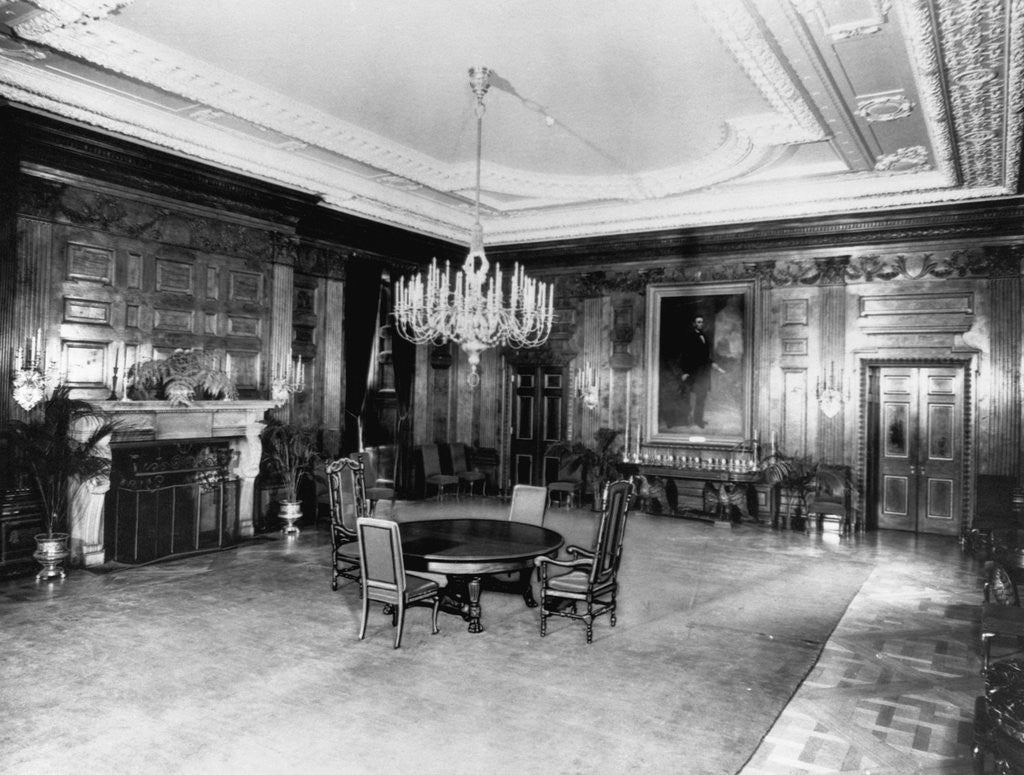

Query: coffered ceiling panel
[[0, 0, 1020, 246]]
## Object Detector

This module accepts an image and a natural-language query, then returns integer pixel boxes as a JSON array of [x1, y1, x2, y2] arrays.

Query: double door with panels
[[876, 366, 963, 536]]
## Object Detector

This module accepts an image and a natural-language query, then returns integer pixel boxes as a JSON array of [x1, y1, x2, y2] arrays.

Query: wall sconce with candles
[[575, 362, 599, 411], [816, 362, 846, 418], [11, 328, 58, 412], [271, 356, 305, 405]]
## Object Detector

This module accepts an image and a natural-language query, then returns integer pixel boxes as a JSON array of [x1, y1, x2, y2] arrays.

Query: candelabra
[[11, 329, 58, 412], [271, 356, 305, 404], [816, 362, 845, 419], [575, 362, 599, 411]]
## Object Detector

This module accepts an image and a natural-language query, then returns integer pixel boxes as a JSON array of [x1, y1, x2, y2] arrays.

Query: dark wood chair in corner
[[546, 454, 583, 509], [450, 442, 486, 498], [352, 445, 397, 516], [805, 464, 857, 534], [325, 457, 368, 589], [535, 478, 633, 644], [356, 517, 441, 649], [420, 443, 459, 501]]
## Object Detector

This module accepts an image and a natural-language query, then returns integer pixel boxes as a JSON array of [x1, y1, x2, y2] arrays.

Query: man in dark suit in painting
[[678, 315, 725, 428]]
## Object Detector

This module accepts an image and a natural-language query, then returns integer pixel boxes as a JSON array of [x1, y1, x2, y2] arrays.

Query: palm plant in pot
[[259, 419, 320, 535], [1, 386, 116, 579], [547, 427, 625, 510], [759, 448, 853, 531]]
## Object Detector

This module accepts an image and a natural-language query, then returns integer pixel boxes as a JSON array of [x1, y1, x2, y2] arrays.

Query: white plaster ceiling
[[0, 0, 1020, 246]]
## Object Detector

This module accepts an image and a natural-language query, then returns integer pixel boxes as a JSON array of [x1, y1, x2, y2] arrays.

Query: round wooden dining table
[[400, 518, 564, 633]]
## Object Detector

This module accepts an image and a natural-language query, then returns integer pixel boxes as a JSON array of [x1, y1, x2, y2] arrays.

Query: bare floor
[[1, 498, 984, 774]]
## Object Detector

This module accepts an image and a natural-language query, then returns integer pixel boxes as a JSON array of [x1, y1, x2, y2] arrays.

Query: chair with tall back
[[450, 442, 486, 498], [351, 445, 397, 516], [356, 517, 441, 649], [486, 484, 550, 595], [535, 478, 633, 643], [420, 443, 459, 501], [326, 457, 368, 590], [509, 484, 548, 526]]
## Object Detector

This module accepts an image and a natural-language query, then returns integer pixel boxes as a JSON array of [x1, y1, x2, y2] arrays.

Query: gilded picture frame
[[645, 282, 754, 446]]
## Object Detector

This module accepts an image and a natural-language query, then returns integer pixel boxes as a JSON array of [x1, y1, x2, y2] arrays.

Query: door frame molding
[[856, 355, 976, 532]]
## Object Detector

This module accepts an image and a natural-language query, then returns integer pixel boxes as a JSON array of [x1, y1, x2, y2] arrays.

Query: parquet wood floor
[[741, 532, 984, 774]]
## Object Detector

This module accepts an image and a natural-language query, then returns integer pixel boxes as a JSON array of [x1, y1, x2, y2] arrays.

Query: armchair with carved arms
[[534, 478, 634, 644]]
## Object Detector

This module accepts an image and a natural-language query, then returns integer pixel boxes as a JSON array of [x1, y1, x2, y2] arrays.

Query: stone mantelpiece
[[71, 400, 278, 567]]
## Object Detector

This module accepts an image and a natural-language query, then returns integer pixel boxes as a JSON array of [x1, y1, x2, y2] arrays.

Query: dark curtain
[[391, 287, 416, 492], [342, 262, 383, 454]]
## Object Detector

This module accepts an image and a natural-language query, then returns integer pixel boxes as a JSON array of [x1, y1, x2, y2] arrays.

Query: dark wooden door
[[876, 366, 963, 535], [510, 365, 566, 486]]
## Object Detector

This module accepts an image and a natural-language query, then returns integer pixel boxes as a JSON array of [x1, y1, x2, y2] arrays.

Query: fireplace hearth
[[70, 400, 277, 567]]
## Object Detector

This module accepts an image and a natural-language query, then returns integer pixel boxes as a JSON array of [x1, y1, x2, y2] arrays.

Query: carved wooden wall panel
[[48, 221, 274, 402], [987, 272, 1023, 476]]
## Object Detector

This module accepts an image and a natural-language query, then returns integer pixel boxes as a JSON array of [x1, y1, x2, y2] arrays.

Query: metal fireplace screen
[[105, 441, 240, 564]]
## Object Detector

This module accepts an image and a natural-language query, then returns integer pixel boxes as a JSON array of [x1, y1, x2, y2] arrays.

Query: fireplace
[[105, 440, 240, 564], [70, 400, 277, 567]]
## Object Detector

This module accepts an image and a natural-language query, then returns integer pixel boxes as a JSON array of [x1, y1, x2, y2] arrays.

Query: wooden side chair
[[546, 455, 583, 510], [420, 443, 459, 501], [485, 484, 551, 598], [509, 484, 548, 526], [356, 517, 441, 649], [325, 457, 367, 589], [535, 478, 633, 643], [351, 445, 397, 516], [450, 442, 486, 497]]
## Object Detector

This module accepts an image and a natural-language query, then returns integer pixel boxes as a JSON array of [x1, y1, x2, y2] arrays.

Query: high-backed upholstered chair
[[351, 445, 397, 516], [356, 517, 441, 649], [485, 484, 551, 593], [420, 444, 459, 501], [535, 478, 633, 643], [450, 442, 486, 497], [326, 457, 367, 589], [509, 484, 548, 526]]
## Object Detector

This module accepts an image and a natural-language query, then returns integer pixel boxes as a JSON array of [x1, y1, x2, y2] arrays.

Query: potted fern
[[1, 386, 116, 579], [259, 419, 320, 535], [128, 348, 237, 406]]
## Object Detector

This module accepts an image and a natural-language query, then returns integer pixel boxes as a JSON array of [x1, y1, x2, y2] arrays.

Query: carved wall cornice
[[491, 198, 1024, 270], [551, 246, 1021, 298], [17, 174, 289, 263]]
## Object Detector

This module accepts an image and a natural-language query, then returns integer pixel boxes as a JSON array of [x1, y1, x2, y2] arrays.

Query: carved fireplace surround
[[70, 400, 278, 567]]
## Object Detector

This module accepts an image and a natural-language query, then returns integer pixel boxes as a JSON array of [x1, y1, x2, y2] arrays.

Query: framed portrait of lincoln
[[645, 282, 754, 446]]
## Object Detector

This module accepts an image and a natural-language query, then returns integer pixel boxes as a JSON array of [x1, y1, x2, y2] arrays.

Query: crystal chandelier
[[393, 66, 555, 385]]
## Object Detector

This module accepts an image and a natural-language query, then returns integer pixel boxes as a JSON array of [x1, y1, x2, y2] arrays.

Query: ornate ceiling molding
[[8, 0, 830, 208], [934, 0, 1016, 188], [697, 0, 826, 145], [0, 0, 1019, 245]]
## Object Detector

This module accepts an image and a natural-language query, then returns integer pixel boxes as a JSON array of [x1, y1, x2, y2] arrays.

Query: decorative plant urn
[[33, 532, 70, 581], [279, 500, 302, 535]]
